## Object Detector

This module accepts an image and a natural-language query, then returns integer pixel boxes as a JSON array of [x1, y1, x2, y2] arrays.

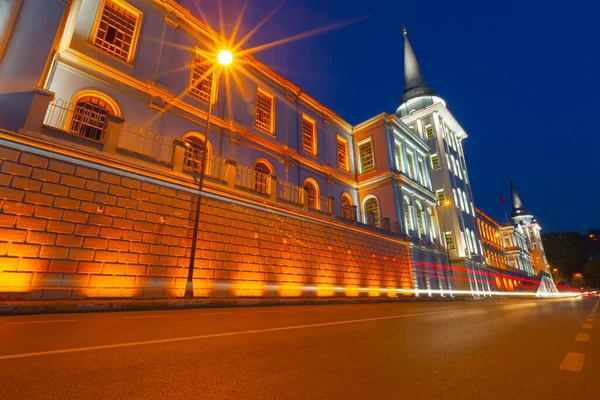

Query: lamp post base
[[184, 281, 194, 299]]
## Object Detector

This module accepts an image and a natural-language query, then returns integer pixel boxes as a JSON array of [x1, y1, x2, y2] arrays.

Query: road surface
[[0, 298, 598, 399]]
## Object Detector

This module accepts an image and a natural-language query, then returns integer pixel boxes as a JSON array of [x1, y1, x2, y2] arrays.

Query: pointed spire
[[510, 179, 530, 217], [400, 28, 434, 104]]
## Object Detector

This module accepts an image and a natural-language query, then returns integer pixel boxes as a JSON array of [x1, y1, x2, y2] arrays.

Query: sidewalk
[[0, 296, 463, 316]]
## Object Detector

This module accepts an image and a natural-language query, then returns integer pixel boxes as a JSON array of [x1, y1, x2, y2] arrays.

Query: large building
[[0, 0, 556, 299]]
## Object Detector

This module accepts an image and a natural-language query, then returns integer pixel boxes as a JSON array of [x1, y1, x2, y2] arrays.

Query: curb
[[0, 296, 472, 316]]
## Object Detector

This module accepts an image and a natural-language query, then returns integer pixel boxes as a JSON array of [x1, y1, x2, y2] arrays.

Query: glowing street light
[[217, 49, 233, 66]]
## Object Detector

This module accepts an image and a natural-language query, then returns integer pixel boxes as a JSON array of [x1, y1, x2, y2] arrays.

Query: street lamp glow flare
[[218, 50, 233, 66]]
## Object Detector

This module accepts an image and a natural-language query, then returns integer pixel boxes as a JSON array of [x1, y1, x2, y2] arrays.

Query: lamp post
[[185, 50, 233, 299]]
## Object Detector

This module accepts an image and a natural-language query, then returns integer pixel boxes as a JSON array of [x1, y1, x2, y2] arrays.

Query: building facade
[[0, 0, 556, 299]]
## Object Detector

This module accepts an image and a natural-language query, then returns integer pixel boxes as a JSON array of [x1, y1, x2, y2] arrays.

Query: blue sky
[[180, 0, 599, 232]]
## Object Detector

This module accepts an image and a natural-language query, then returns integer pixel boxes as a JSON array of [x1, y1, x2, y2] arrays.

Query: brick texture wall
[[0, 143, 415, 300]]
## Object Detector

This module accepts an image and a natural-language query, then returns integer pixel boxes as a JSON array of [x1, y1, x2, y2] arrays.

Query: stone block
[[75, 166, 99, 180], [31, 168, 60, 183], [11, 176, 41, 191], [8, 243, 40, 257], [94, 251, 118, 262], [2, 161, 32, 177], [49, 260, 78, 274], [41, 182, 69, 196], [48, 160, 74, 174], [68, 248, 95, 261], [77, 262, 103, 274], [74, 225, 100, 237], [54, 197, 80, 210], [17, 258, 50, 271], [26, 231, 56, 245], [69, 188, 94, 201], [59, 174, 85, 188]]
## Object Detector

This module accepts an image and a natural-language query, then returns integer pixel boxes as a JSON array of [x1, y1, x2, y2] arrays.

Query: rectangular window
[[445, 232, 455, 250], [418, 158, 427, 186], [336, 135, 349, 171], [431, 154, 440, 170], [93, 0, 141, 62], [406, 151, 415, 178], [190, 51, 214, 103], [254, 88, 274, 133], [301, 115, 316, 155], [436, 190, 445, 203], [394, 141, 403, 171], [358, 140, 375, 173], [425, 125, 434, 139]]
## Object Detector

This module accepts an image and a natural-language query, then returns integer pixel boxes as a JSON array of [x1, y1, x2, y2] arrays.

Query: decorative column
[[224, 159, 238, 189], [21, 86, 54, 134], [102, 115, 125, 154]]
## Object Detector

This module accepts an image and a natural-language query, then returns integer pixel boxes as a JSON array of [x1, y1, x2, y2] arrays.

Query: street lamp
[[185, 50, 234, 299]]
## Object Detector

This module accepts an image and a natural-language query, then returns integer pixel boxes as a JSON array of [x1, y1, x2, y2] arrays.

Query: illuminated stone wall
[[0, 143, 416, 300]]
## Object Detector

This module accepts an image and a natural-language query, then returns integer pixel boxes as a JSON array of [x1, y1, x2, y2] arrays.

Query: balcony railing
[[118, 123, 173, 163], [235, 164, 271, 195], [276, 179, 303, 205], [43, 98, 106, 143]]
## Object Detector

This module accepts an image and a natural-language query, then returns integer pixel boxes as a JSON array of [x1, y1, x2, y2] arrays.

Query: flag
[[499, 194, 506, 204]]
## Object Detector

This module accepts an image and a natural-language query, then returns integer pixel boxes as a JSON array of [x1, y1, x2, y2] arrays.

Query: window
[[416, 203, 425, 236], [470, 230, 478, 254], [69, 97, 114, 141], [304, 179, 319, 210], [190, 51, 214, 102], [406, 151, 415, 178], [337, 136, 349, 171], [453, 189, 458, 207], [425, 125, 434, 139], [431, 154, 440, 170], [301, 115, 316, 155], [93, 0, 140, 62], [436, 190, 445, 204], [428, 211, 437, 239], [403, 198, 413, 231], [445, 232, 455, 250], [363, 196, 380, 228], [418, 158, 427, 186], [255, 88, 274, 133], [253, 161, 272, 194], [183, 136, 209, 173], [358, 140, 375, 173], [341, 193, 353, 219], [394, 141, 403, 171], [462, 191, 469, 212]]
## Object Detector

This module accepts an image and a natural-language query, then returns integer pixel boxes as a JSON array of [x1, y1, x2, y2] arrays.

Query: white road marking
[[575, 333, 591, 342], [123, 315, 166, 320], [5, 320, 76, 325], [585, 318, 595, 323], [560, 352, 585, 372], [0, 304, 527, 360], [582, 323, 593, 329]]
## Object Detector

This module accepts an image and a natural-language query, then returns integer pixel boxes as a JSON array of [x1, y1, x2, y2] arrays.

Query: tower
[[509, 179, 549, 274], [396, 28, 490, 295]]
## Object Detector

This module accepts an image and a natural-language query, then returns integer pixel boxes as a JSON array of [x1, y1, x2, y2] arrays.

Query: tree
[[584, 260, 600, 289], [542, 232, 587, 283]]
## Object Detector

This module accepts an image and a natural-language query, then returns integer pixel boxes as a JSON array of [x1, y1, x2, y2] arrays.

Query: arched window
[[363, 196, 380, 228], [416, 203, 425, 236], [183, 135, 211, 173], [341, 193, 354, 220], [69, 96, 115, 141], [304, 178, 320, 210], [253, 160, 272, 194], [403, 198, 413, 231]]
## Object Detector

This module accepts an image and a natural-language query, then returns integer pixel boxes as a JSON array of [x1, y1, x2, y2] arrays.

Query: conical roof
[[400, 27, 434, 104], [510, 179, 530, 217]]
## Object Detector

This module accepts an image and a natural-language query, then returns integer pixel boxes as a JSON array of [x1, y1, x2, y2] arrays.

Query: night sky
[[181, 0, 598, 233]]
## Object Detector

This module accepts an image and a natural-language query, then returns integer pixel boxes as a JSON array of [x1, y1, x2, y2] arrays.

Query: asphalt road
[[0, 298, 598, 399]]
